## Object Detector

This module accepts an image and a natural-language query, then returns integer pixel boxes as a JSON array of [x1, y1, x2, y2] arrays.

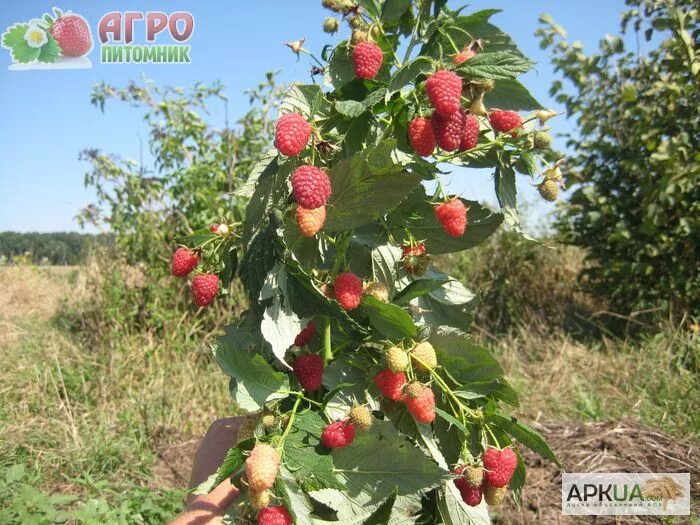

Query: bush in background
[[538, 0, 699, 322]]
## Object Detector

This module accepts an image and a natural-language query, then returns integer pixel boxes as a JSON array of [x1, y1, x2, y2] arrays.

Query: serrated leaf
[[371, 244, 402, 297], [514, 151, 538, 175], [381, 0, 411, 25], [495, 162, 521, 232], [388, 56, 434, 96], [215, 342, 289, 411], [2, 24, 28, 49], [458, 52, 534, 80], [332, 420, 447, 505], [234, 149, 277, 198], [278, 467, 316, 525], [430, 327, 503, 382], [488, 414, 560, 466], [361, 296, 418, 340], [325, 141, 422, 231], [485, 79, 544, 111], [454, 379, 519, 407], [283, 410, 344, 490], [325, 43, 356, 90], [261, 289, 303, 368], [336, 99, 366, 118], [279, 83, 330, 119], [10, 39, 40, 63]]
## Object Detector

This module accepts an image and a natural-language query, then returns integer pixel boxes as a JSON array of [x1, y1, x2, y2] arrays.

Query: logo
[[562, 473, 690, 516], [2, 7, 93, 70], [2, 8, 194, 70], [98, 12, 194, 64]]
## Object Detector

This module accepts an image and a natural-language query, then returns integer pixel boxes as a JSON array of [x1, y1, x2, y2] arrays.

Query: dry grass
[[0, 265, 233, 497]]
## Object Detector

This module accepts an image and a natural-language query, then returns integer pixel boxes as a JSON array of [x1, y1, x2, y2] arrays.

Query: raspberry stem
[[277, 396, 302, 453], [322, 317, 333, 363]]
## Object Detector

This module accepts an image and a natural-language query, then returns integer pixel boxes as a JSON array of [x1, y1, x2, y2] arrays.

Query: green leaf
[[278, 467, 316, 525], [361, 296, 418, 340], [261, 291, 303, 367], [430, 327, 503, 382], [454, 380, 519, 407], [332, 420, 447, 505], [485, 79, 544, 111], [234, 149, 277, 199], [371, 244, 402, 298], [488, 414, 560, 466], [215, 341, 289, 411], [325, 43, 356, 90], [494, 162, 521, 232], [37, 35, 60, 63], [388, 56, 434, 96], [325, 141, 422, 231], [335, 88, 387, 118], [283, 410, 344, 490], [279, 84, 330, 119], [363, 493, 397, 524], [10, 39, 40, 63], [514, 151, 538, 175], [458, 51, 534, 80], [394, 278, 448, 306], [381, 0, 411, 25], [2, 23, 28, 49]]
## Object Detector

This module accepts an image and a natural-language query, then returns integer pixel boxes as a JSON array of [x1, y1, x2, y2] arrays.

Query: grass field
[[0, 264, 697, 523]]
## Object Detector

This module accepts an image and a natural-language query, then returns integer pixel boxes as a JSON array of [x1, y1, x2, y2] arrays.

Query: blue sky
[[0, 0, 631, 234]]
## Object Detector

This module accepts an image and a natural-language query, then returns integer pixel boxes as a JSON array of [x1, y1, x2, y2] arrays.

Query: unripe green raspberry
[[323, 17, 339, 34], [463, 465, 484, 488], [386, 346, 409, 373], [322, 0, 342, 11], [411, 341, 437, 371], [348, 405, 373, 431], [339, 0, 357, 14], [364, 281, 389, 302], [533, 131, 552, 149], [348, 15, 364, 29], [351, 29, 368, 44], [262, 414, 276, 430], [484, 484, 508, 506], [538, 179, 558, 202]]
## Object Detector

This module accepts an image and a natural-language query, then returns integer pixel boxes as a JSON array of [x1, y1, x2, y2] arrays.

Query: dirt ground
[[155, 419, 699, 524]]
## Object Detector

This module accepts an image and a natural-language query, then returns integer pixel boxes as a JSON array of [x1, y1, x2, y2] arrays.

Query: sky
[[0, 0, 631, 234]]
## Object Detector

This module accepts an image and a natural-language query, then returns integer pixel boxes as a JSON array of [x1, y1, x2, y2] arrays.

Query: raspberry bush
[[177, 1, 561, 522]]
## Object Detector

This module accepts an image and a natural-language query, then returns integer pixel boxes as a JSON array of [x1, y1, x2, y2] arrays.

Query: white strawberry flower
[[24, 25, 48, 48]]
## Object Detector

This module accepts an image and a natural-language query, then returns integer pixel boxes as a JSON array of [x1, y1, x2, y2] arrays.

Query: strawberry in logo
[[48, 10, 92, 57]]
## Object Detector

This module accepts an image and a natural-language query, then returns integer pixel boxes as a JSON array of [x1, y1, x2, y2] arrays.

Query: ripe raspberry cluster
[[453, 447, 518, 507]]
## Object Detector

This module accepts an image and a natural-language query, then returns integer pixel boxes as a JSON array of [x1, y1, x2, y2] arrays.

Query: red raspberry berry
[[294, 321, 316, 347], [257, 506, 292, 525], [488, 110, 523, 134], [296, 205, 326, 237], [408, 117, 436, 157], [402, 382, 436, 424], [460, 114, 480, 151], [374, 369, 407, 401], [171, 247, 199, 277], [210, 224, 219, 233], [334, 272, 363, 310], [246, 444, 280, 492], [274, 113, 311, 157], [321, 421, 356, 449], [191, 274, 219, 307], [425, 70, 463, 116], [435, 198, 467, 237], [483, 447, 518, 488], [431, 109, 466, 152], [457, 481, 483, 506], [352, 41, 383, 80], [292, 353, 324, 391], [291, 166, 332, 209]]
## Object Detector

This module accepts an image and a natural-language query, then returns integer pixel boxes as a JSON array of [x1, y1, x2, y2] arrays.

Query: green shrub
[[538, 0, 700, 322]]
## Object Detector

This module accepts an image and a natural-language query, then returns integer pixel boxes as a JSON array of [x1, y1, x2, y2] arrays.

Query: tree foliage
[[538, 0, 700, 320]]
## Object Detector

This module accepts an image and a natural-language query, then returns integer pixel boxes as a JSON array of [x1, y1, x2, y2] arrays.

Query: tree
[[538, 0, 699, 322], [177, 1, 561, 521]]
